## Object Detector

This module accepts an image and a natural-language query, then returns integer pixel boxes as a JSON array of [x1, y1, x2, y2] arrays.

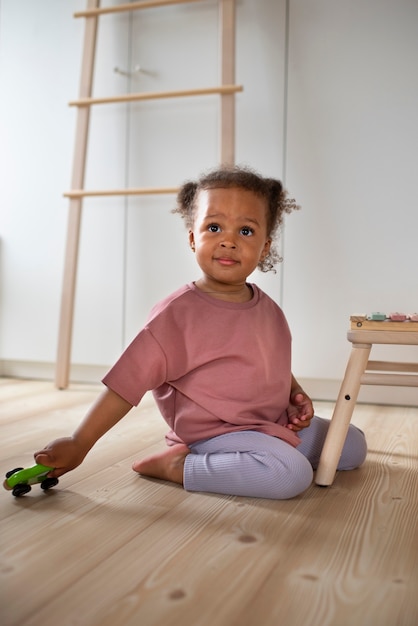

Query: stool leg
[[315, 342, 371, 486]]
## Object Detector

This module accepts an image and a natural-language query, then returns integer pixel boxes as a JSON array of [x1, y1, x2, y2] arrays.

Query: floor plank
[[0, 379, 417, 625]]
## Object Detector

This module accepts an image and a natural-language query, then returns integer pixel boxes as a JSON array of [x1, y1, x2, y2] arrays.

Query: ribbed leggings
[[183, 416, 367, 499]]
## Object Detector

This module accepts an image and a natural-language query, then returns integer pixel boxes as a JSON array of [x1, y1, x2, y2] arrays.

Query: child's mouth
[[216, 257, 238, 266]]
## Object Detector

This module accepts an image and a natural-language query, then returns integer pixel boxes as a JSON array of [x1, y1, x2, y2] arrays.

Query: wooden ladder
[[55, 0, 242, 389]]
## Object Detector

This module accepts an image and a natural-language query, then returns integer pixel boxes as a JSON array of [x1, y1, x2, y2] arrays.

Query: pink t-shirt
[[103, 283, 300, 448]]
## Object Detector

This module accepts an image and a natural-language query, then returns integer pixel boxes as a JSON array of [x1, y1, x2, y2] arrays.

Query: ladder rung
[[75, 0, 207, 19], [69, 84, 243, 107], [64, 187, 179, 198]]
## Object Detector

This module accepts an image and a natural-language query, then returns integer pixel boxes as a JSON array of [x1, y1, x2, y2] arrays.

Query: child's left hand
[[287, 391, 314, 432]]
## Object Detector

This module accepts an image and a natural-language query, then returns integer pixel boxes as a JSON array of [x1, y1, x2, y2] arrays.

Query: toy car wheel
[[41, 477, 59, 491], [5, 468, 24, 479], [12, 483, 32, 497]]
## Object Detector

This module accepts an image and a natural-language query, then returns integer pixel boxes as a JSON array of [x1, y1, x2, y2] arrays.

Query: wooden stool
[[315, 316, 418, 486]]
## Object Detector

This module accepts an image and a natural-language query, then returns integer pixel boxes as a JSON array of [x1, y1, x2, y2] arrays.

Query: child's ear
[[188, 230, 195, 251], [260, 238, 272, 261]]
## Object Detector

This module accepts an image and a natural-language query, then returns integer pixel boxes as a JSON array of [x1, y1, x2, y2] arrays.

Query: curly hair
[[173, 165, 299, 272]]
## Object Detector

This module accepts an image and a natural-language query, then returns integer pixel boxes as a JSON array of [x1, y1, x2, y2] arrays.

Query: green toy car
[[3, 464, 58, 497]]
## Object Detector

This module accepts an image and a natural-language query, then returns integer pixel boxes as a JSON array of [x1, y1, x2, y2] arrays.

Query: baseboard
[[1, 361, 417, 407], [0, 360, 108, 385]]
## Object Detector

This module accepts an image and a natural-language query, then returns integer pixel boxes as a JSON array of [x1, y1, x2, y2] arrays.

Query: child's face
[[189, 187, 271, 290]]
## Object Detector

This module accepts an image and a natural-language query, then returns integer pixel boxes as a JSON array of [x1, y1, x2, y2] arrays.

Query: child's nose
[[220, 230, 237, 248], [220, 238, 237, 249]]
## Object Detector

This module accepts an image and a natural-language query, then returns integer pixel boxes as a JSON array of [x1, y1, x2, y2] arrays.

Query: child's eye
[[208, 224, 221, 233], [240, 226, 254, 236]]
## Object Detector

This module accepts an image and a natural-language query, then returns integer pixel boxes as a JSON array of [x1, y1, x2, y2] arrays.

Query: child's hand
[[34, 437, 87, 478], [287, 391, 314, 432]]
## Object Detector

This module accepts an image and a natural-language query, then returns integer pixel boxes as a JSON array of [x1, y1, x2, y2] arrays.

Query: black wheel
[[41, 477, 59, 491], [5, 467, 24, 479], [12, 483, 32, 497]]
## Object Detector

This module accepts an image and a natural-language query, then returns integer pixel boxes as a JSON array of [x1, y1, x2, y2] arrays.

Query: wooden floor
[[1, 378, 417, 626]]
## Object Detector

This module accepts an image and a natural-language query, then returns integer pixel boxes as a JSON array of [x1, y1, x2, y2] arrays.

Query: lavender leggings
[[183, 417, 367, 499]]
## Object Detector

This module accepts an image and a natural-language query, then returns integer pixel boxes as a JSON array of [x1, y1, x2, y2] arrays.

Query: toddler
[[36, 166, 367, 499]]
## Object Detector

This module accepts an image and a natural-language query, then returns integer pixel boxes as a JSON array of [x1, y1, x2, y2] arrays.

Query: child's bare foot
[[132, 444, 190, 485]]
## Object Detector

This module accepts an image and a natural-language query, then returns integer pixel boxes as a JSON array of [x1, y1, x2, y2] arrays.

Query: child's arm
[[34, 388, 133, 478], [287, 374, 314, 432]]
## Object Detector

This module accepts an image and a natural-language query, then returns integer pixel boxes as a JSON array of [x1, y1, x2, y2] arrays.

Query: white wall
[[0, 0, 287, 368], [0, 1, 83, 362], [1, 0, 417, 405], [283, 0, 418, 404]]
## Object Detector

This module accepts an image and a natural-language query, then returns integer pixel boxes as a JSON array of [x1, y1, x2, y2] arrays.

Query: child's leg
[[184, 431, 313, 499], [297, 416, 367, 470]]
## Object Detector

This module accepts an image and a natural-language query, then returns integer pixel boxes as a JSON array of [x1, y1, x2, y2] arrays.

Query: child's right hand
[[34, 388, 134, 479], [34, 437, 88, 478]]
